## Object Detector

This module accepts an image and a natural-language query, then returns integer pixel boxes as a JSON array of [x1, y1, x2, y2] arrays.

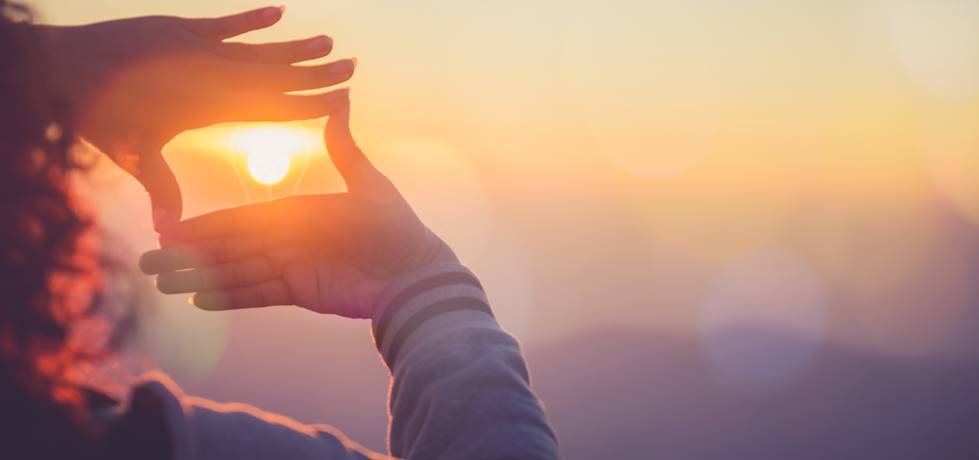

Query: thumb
[[324, 95, 386, 194], [138, 152, 182, 233]]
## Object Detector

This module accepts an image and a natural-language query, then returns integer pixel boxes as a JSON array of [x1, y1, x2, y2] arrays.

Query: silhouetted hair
[[0, 2, 116, 458]]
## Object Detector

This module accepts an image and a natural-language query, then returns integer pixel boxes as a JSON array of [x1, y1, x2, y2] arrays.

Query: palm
[[282, 254, 380, 319], [284, 199, 437, 317]]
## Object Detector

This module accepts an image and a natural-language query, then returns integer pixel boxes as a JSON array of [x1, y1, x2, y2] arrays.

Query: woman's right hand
[[139, 102, 458, 319]]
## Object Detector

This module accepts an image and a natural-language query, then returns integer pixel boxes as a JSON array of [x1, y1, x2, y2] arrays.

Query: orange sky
[[48, 0, 979, 390]]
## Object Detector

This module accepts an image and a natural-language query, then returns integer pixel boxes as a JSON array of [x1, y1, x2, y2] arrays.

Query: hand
[[139, 102, 457, 319], [42, 6, 354, 229]]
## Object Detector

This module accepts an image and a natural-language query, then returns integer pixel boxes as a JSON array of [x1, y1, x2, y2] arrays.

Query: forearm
[[371, 264, 560, 460]]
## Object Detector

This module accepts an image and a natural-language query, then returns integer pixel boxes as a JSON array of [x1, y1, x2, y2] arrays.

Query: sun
[[246, 150, 291, 185], [229, 126, 317, 185]]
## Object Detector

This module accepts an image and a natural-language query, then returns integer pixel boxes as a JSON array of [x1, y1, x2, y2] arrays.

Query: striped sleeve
[[371, 264, 493, 367], [370, 263, 561, 460]]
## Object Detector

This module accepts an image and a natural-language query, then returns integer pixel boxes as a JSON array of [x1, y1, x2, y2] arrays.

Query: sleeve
[[124, 373, 392, 460], [371, 263, 561, 460], [184, 397, 392, 460]]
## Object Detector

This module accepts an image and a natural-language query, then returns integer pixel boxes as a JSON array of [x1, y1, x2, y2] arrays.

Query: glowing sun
[[246, 150, 290, 185], [230, 126, 317, 185]]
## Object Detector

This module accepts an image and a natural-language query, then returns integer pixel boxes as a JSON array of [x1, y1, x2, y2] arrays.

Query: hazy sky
[[37, 1, 979, 452], [47, 0, 979, 353]]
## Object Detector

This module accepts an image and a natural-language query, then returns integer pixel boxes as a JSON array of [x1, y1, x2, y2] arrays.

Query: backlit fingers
[[156, 257, 282, 294], [140, 236, 274, 274], [192, 280, 293, 311], [181, 6, 284, 41], [214, 35, 333, 64], [229, 58, 356, 92]]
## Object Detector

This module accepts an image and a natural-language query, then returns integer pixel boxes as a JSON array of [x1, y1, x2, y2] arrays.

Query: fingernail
[[330, 59, 356, 76], [264, 5, 283, 21], [343, 58, 357, 72], [306, 36, 332, 51]]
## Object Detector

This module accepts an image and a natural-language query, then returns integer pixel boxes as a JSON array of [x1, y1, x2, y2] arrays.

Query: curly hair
[[0, 1, 123, 458]]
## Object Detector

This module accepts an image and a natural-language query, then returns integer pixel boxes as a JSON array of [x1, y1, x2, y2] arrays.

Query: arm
[[373, 264, 559, 459], [111, 373, 391, 460], [140, 101, 561, 459]]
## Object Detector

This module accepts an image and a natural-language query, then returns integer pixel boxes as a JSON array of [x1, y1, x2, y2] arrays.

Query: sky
[[39, 0, 979, 456]]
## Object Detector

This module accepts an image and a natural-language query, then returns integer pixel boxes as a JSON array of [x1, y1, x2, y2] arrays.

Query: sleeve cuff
[[371, 263, 494, 367]]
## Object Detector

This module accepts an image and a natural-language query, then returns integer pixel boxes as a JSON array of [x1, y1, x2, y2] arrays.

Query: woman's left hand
[[42, 6, 354, 229]]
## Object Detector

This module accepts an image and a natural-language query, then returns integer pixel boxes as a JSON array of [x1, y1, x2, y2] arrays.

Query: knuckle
[[227, 263, 244, 286], [211, 20, 234, 38], [247, 259, 265, 281], [213, 239, 232, 263], [154, 24, 191, 49]]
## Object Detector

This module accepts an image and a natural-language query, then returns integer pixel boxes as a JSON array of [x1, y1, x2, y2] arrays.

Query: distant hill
[[526, 327, 979, 459], [179, 313, 979, 459]]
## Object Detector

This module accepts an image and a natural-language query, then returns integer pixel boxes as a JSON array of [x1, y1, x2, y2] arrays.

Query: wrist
[[418, 230, 459, 266]]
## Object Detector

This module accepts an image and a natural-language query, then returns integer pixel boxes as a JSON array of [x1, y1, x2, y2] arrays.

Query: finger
[[324, 99, 392, 194], [212, 35, 333, 64], [138, 152, 182, 232], [156, 258, 281, 294], [182, 6, 284, 40], [231, 58, 356, 93], [140, 236, 275, 274], [192, 280, 293, 311], [222, 87, 350, 122], [163, 194, 344, 242]]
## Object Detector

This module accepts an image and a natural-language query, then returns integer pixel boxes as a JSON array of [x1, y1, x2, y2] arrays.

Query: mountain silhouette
[[526, 326, 979, 459]]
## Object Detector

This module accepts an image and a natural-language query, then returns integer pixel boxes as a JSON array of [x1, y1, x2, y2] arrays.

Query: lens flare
[[700, 248, 826, 390], [885, 1, 979, 98]]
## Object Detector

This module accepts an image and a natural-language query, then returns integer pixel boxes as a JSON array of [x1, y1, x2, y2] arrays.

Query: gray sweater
[[103, 263, 561, 460]]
